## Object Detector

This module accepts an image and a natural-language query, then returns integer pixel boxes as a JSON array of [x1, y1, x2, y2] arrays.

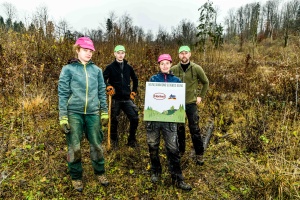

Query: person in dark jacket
[[58, 37, 109, 192], [103, 45, 139, 148], [146, 54, 192, 191], [171, 46, 209, 166]]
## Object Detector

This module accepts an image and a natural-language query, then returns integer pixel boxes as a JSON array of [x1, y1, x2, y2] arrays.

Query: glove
[[60, 116, 70, 134], [130, 92, 136, 100], [106, 86, 115, 96], [101, 112, 109, 127]]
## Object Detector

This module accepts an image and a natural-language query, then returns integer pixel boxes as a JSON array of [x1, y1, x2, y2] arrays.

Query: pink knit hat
[[158, 54, 172, 63], [75, 37, 95, 51]]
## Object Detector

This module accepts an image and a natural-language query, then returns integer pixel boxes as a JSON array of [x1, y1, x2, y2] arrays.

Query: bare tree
[[31, 4, 50, 35], [56, 19, 72, 39], [156, 26, 170, 45], [133, 26, 145, 43], [224, 8, 237, 41], [105, 11, 117, 44], [118, 13, 133, 40], [145, 30, 154, 42], [249, 3, 260, 43], [85, 28, 103, 42], [263, 0, 280, 41], [171, 19, 197, 46], [237, 6, 245, 50], [2, 2, 17, 21], [46, 21, 55, 39], [282, 0, 300, 47]]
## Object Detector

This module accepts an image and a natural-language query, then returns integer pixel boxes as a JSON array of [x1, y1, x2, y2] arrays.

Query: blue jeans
[[66, 113, 105, 180], [177, 103, 204, 155], [111, 99, 139, 142], [146, 121, 183, 181]]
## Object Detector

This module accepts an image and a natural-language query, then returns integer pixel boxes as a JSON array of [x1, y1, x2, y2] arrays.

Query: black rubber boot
[[174, 180, 192, 191], [150, 173, 161, 183], [195, 155, 204, 166]]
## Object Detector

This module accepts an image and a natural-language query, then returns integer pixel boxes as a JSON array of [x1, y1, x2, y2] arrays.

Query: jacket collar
[[158, 71, 174, 76], [67, 58, 94, 65], [113, 59, 128, 65]]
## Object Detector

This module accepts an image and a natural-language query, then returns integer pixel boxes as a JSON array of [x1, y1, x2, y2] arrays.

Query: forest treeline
[[1, 0, 300, 49]]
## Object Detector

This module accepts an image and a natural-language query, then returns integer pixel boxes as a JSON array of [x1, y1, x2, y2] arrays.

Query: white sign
[[144, 82, 186, 123]]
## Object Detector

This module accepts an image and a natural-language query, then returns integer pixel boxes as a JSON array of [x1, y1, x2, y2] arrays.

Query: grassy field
[[0, 30, 299, 199]]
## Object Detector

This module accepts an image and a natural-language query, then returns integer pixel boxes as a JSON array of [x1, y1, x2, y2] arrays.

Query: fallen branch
[[204, 119, 214, 151]]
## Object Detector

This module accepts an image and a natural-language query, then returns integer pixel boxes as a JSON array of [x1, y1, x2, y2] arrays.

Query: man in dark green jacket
[[171, 46, 209, 165]]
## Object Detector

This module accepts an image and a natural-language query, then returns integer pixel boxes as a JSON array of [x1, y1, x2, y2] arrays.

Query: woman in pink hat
[[58, 37, 109, 192], [146, 54, 192, 191]]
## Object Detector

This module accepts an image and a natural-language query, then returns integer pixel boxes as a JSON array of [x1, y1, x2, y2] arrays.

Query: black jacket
[[103, 59, 138, 100]]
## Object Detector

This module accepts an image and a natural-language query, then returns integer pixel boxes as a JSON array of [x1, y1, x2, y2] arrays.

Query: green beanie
[[114, 45, 125, 52], [178, 46, 190, 53]]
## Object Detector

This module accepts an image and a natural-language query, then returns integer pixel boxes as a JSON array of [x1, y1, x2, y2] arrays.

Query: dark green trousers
[[66, 113, 105, 180]]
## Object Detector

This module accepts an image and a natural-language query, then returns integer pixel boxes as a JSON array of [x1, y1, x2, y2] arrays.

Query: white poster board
[[143, 82, 185, 123]]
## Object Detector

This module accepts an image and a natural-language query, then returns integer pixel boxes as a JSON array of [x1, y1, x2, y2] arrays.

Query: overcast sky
[[0, 0, 287, 34]]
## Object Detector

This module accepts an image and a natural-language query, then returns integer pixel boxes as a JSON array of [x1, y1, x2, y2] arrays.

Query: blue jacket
[[149, 71, 181, 83], [58, 60, 108, 118]]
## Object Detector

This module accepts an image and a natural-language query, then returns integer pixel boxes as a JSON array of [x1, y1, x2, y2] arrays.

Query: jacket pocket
[[169, 123, 177, 132]]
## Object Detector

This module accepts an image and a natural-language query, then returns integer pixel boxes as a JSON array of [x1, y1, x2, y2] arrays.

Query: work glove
[[101, 112, 109, 127], [60, 116, 70, 134], [106, 86, 115, 96], [130, 92, 136, 100]]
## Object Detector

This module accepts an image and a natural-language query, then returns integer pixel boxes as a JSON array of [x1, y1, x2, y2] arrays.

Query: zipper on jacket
[[164, 74, 167, 82], [120, 63, 124, 95], [182, 69, 185, 82], [179, 66, 185, 82], [84, 64, 89, 114], [67, 94, 73, 105]]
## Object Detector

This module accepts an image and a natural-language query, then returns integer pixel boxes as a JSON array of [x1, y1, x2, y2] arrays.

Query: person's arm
[[98, 68, 108, 113], [103, 65, 110, 86], [58, 66, 71, 118], [130, 66, 138, 92], [196, 65, 209, 99]]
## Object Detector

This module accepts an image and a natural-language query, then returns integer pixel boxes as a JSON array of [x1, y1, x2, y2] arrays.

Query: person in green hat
[[171, 45, 209, 166], [103, 45, 139, 149]]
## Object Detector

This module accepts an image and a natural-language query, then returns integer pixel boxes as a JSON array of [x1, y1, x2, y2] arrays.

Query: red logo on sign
[[153, 93, 166, 100]]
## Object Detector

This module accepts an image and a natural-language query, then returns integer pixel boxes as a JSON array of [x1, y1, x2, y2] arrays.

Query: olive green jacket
[[171, 62, 209, 104]]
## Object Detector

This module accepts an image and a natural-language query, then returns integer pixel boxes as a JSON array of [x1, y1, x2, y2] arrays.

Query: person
[[58, 37, 109, 192], [171, 46, 209, 166], [146, 54, 192, 191], [103, 45, 139, 148]]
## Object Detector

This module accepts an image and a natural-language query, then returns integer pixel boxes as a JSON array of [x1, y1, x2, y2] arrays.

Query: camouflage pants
[[146, 121, 183, 181]]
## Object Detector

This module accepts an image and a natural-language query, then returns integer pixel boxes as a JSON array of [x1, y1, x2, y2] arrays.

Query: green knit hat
[[114, 45, 125, 52], [178, 46, 190, 53]]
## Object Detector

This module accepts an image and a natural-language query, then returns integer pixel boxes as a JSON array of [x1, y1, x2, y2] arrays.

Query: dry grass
[[21, 93, 49, 115], [0, 32, 300, 199]]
